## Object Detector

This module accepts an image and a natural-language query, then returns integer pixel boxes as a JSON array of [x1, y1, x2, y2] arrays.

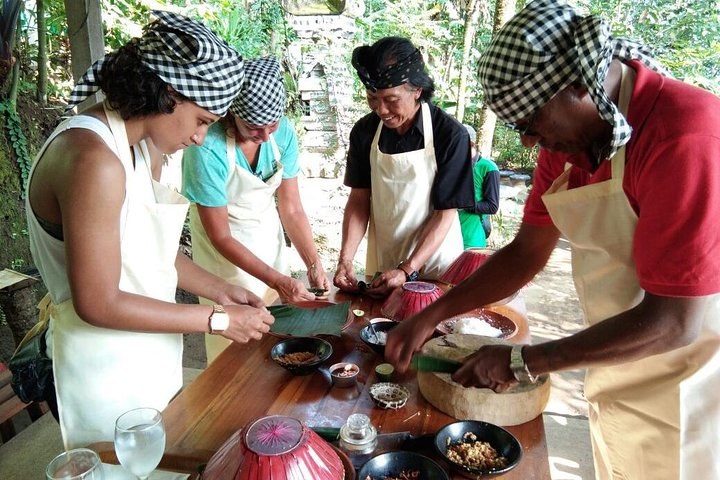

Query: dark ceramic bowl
[[359, 318, 399, 356], [358, 451, 449, 480], [434, 420, 522, 479], [270, 336, 333, 376]]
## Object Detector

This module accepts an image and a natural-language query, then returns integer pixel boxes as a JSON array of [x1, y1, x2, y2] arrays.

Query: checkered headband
[[65, 10, 244, 116], [229, 56, 286, 125], [478, 0, 669, 158]]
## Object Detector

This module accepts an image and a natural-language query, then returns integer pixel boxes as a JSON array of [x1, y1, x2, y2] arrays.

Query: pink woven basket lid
[[439, 248, 495, 286], [381, 281, 443, 321], [202, 415, 345, 480]]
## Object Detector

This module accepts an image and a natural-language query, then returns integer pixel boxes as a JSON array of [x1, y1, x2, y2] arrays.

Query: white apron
[[190, 134, 287, 363], [366, 102, 464, 279], [542, 65, 720, 480], [48, 106, 188, 449]]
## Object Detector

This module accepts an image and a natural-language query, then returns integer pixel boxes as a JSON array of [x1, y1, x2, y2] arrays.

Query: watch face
[[407, 271, 420, 282], [211, 312, 230, 332]]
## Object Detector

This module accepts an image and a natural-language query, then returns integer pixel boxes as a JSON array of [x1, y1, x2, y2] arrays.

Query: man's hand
[[451, 345, 517, 393], [222, 304, 274, 343], [384, 312, 438, 372]]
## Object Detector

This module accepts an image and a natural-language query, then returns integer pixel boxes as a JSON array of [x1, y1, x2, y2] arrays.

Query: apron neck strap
[[611, 64, 636, 181]]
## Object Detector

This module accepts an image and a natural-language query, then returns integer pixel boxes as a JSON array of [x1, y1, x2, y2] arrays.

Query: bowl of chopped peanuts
[[270, 336, 333, 375], [433, 420, 522, 478]]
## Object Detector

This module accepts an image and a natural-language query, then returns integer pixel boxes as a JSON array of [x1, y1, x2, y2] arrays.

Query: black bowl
[[359, 318, 399, 356], [358, 451, 449, 480], [270, 337, 333, 376], [434, 420, 522, 479]]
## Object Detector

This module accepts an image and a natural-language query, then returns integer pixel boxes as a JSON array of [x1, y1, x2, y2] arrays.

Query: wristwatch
[[397, 262, 420, 282], [208, 305, 229, 334], [510, 345, 538, 383]]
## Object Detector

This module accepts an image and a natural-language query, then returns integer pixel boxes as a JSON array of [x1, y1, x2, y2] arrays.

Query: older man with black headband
[[333, 36, 474, 297], [386, 1, 720, 478]]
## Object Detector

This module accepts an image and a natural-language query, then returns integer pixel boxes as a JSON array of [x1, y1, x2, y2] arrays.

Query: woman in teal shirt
[[183, 57, 330, 362]]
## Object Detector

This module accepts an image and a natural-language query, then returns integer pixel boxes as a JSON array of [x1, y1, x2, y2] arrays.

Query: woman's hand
[[216, 283, 266, 309], [364, 268, 405, 298], [333, 259, 359, 292], [222, 304, 274, 343], [307, 262, 331, 292], [275, 275, 317, 303]]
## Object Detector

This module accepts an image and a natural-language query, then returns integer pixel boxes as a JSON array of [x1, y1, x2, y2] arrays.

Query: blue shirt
[[182, 116, 300, 207]]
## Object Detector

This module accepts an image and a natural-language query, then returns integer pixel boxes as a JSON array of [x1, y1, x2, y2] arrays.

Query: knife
[[410, 354, 461, 373], [310, 427, 434, 469]]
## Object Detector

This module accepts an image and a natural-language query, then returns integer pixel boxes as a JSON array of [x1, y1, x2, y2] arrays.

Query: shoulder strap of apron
[[269, 134, 281, 163], [225, 134, 236, 186], [611, 63, 636, 182]]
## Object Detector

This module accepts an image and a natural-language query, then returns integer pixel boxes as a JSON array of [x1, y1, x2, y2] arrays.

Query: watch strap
[[397, 262, 419, 282]]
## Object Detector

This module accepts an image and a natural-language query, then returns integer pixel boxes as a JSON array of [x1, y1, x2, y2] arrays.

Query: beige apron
[[366, 102, 464, 279], [49, 106, 188, 449], [542, 65, 720, 480], [191, 134, 287, 363]]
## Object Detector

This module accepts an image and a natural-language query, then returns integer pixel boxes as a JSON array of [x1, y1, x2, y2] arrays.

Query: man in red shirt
[[386, 1, 720, 478]]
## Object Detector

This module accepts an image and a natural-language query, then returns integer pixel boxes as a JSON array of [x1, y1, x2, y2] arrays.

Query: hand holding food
[[275, 275, 317, 303], [333, 259, 359, 292]]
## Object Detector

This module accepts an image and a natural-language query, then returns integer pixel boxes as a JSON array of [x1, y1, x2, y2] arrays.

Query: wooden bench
[[0, 368, 48, 443]]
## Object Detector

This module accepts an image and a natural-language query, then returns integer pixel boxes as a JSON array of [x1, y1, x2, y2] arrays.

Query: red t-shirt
[[523, 60, 720, 297]]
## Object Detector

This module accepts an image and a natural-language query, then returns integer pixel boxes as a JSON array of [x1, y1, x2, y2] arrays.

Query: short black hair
[[97, 40, 188, 120], [367, 36, 435, 101]]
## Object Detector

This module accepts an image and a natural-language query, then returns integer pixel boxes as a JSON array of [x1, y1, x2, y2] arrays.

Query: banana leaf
[[268, 301, 351, 336]]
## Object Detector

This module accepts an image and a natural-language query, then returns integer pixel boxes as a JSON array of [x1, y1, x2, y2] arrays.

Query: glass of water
[[114, 407, 166, 480], [46, 448, 103, 479]]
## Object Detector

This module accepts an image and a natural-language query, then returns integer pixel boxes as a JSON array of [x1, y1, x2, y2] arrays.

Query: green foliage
[[580, 0, 720, 94], [0, 99, 31, 194], [491, 123, 538, 172], [189, 0, 297, 59]]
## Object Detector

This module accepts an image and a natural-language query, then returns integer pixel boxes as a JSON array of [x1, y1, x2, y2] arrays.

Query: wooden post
[[63, 0, 105, 110]]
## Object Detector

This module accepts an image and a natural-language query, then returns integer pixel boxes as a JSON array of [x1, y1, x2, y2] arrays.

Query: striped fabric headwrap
[[65, 10, 244, 116], [229, 56, 286, 126], [478, 0, 670, 158]]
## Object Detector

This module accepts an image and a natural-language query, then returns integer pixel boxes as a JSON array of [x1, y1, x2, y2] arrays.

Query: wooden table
[[162, 288, 551, 479]]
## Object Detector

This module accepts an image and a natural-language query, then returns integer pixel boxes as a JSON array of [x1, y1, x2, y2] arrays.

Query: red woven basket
[[202, 415, 345, 480], [439, 248, 495, 286], [380, 281, 443, 321]]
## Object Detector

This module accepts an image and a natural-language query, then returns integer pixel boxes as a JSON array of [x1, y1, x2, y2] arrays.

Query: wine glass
[[114, 407, 166, 480], [46, 448, 103, 479]]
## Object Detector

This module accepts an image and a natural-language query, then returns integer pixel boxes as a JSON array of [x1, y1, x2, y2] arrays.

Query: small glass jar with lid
[[339, 413, 377, 454]]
